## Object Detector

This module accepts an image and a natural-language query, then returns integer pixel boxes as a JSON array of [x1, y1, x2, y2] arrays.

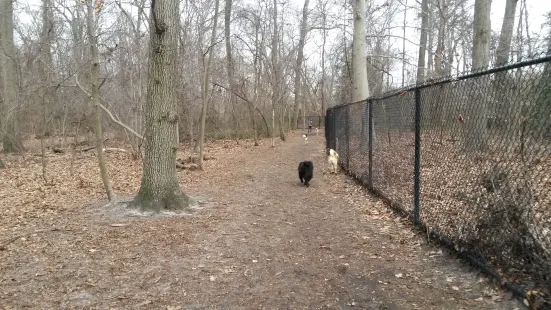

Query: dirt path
[[0, 132, 524, 309]]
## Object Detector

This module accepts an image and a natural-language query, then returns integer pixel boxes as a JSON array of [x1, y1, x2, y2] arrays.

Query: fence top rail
[[327, 55, 551, 111]]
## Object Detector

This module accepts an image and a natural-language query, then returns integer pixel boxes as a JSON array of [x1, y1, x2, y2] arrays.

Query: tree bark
[[352, 0, 369, 102], [198, 0, 220, 170], [320, 5, 327, 127], [252, 13, 261, 145], [426, 0, 434, 76], [86, 0, 114, 201], [472, 0, 492, 70], [39, 0, 55, 182], [0, 0, 24, 153], [270, 0, 278, 147], [495, 0, 518, 133], [130, 0, 191, 212], [224, 0, 240, 142], [353, 0, 371, 151], [494, 0, 517, 64], [272, 0, 285, 142], [466, 0, 491, 152], [401, 0, 407, 87], [434, 3, 447, 78], [292, 0, 310, 130], [416, 0, 429, 84]]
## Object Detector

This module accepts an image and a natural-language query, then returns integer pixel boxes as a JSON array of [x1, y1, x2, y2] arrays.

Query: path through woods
[[0, 132, 524, 309]]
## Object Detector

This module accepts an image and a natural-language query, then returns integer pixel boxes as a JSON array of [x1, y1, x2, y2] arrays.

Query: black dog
[[298, 161, 314, 186]]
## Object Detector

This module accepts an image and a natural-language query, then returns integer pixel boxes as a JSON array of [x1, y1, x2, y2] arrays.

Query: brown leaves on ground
[[347, 130, 551, 295], [0, 132, 525, 309]]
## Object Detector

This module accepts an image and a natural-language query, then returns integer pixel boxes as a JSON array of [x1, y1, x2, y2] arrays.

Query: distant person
[[308, 120, 313, 133]]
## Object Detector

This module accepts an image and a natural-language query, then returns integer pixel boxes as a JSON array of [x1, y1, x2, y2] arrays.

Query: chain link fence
[[326, 57, 551, 306]]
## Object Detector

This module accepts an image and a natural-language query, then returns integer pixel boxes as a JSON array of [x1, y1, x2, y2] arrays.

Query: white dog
[[302, 134, 308, 144], [328, 148, 339, 173]]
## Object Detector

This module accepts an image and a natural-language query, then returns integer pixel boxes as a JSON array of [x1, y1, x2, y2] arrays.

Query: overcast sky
[[287, 0, 551, 87], [15, 0, 551, 88]]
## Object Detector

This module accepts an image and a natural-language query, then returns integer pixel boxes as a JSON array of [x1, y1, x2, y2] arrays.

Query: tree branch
[[75, 75, 145, 141], [213, 82, 270, 134]]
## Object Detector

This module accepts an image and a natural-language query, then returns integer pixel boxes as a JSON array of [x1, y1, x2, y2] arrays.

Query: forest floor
[[0, 131, 525, 309]]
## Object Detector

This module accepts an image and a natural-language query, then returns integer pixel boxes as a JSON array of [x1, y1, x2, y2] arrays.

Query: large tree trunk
[[434, 4, 447, 78], [86, 0, 114, 200], [198, 0, 220, 170], [466, 0, 491, 152], [426, 0, 434, 77], [130, 0, 190, 212], [416, 0, 429, 84], [495, 0, 518, 133], [353, 0, 370, 151], [292, 0, 310, 130], [0, 0, 24, 153], [472, 0, 492, 71], [352, 0, 369, 102], [496, 0, 517, 66]]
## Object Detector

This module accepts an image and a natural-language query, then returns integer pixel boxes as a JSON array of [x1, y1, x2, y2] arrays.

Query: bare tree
[[416, 0, 429, 84], [116, 0, 148, 158], [352, 0, 369, 102], [270, 0, 280, 146], [401, 0, 407, 87], [472, 0, 492, 68], [494, 0, 518, 133], [495, 0, 518, 67], [466, 0, 491, 152], [38, 0, 56, 182], [223, 0, 241, 141], [224, 0, 239, 141], [292, 0, 310, 130], [0, 0, 24, 153], [198, 0, 220, 170], [86, 0, 114, 200], [319, 0, 329, 126], [129, 0, 191, 211]]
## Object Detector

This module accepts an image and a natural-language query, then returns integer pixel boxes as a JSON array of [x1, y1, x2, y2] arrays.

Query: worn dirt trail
[[0, 132, 524, 309]]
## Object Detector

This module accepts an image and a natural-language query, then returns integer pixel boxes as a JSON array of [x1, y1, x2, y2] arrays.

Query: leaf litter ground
[[0, 132, 525, 309]]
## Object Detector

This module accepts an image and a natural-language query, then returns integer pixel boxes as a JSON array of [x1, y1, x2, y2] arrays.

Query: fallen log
[[103, 147, 128, 153]]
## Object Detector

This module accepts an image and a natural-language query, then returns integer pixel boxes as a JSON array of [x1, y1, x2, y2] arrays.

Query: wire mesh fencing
[[326, 57, 551, 305]]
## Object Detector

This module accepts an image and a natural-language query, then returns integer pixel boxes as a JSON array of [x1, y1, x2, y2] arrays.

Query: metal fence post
[[413, 89, 422, 224], [345, 106, 350, 169], [368, 99, 373, 189], [325, 109, 330, 149]]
